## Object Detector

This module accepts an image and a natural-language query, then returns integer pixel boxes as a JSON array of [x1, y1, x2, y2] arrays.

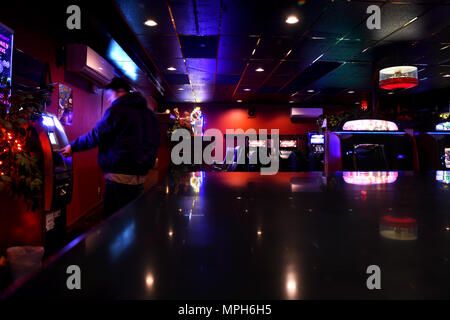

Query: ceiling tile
[[180, 35, 219, 58], [138, 35, 182, 59]]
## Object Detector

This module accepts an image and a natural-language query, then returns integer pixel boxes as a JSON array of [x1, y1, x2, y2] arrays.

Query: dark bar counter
[[3, 171, 450, 299]]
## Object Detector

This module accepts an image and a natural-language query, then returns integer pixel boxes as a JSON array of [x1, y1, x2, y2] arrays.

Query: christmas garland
[[0, 78, 53, 209]]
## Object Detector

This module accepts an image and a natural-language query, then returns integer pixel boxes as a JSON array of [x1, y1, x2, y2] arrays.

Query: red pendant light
[[379, 66, 418, 90]]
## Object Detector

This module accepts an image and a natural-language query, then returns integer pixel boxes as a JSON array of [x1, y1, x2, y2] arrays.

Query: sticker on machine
[[45, 212, 55, 231], [445, 148, 450, 169]]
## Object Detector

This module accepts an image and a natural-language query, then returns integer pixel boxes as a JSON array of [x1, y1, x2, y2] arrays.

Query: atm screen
[[49, 131, 58, 145], [310, 134, 324, 144], [280, 140, 297, 148], [445, 148, 450, 169]]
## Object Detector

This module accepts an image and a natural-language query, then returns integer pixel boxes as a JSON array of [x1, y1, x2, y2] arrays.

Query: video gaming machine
[[307, 132, 324, 171], [416, 113, 450, 170], [33, 113, 73, 252], [278, 137, 298, 171]]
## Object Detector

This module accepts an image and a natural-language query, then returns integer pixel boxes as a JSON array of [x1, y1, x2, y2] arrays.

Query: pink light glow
[[249, 140, 266, 148], [280, 140, 297, 148], [343, 172, 399, 185], [342, 119, 398, 131]]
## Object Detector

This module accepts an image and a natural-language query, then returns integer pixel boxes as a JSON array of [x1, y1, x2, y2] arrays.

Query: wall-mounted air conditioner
[[66, 44, 115, 87], [290, 107, 323, 119]]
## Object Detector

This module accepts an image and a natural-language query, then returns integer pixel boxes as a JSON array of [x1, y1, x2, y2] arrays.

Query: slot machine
[[247, 139, 266, 171], [279, 138, 298, 171], [307, 132, 324, 171], [279, 138, 298, 159], [34, 112, 73, 251], [416, 114, 450, 170]]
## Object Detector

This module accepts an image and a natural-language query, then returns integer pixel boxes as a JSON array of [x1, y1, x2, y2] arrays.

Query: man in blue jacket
[[60, 77, 160, 218]]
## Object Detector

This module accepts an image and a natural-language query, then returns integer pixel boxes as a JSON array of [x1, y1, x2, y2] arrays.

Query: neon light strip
[[107, 40, 138, 81], [426, 132, 450, 135]]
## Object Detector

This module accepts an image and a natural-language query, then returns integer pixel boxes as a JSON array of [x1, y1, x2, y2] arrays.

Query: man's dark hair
[[105, 77, 132, 92]]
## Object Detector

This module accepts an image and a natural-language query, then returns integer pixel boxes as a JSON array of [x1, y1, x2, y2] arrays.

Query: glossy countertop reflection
[[5, 171, 450, 299]]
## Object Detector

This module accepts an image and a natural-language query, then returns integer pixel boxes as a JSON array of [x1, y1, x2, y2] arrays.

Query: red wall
[[4, 21, 104, 227], [167, 104, 318, 135], [203, 105, 318, 135]]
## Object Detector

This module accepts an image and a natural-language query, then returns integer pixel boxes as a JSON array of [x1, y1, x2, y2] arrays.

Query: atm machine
[[34, 112, 73, 252], [326, 119, 417, 171], [307, 132, 324, 171]]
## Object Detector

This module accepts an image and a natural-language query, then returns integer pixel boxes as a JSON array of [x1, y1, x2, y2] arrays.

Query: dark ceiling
[[114, 0, 450, 106]]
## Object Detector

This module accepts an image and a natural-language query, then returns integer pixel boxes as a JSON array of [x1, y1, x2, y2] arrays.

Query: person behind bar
[[59, 77, 160, 218]]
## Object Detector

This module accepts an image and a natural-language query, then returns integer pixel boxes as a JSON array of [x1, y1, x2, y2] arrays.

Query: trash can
[[6, 246, 45, 281]]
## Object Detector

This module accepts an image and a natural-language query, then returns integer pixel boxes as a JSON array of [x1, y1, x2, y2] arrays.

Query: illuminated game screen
[[249, 140, 266, 148], [310, 134, 324, 144], [0, 23, 13, 83], [445, 148, 450, 169], [436, 171, 450, 184], [48, 132, 58, 145], [280, 140, 297, 148], [436, 122, 450, 131]]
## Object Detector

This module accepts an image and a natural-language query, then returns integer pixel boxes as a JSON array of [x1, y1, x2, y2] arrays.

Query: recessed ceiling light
[[237, 100, 243, 103], [167, 66, 176, 71], [178, 88, 184, 91], [144, 19, 158, 27], [244, 88, 251, 91], [348, 90, 355, 94], [443, 74, 450, 78], [255, 67, 264, 72], [388, 91, 394, 95], [289, 101, 294, 103], [307, 89, 315, 93], [286, 16, 299, 24]]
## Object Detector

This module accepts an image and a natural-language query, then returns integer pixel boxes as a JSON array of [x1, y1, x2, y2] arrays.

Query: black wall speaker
[[248, 107, 256, 118]]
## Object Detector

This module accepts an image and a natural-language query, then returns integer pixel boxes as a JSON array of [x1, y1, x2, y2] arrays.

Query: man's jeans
[[103, 180, 144, 219]]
